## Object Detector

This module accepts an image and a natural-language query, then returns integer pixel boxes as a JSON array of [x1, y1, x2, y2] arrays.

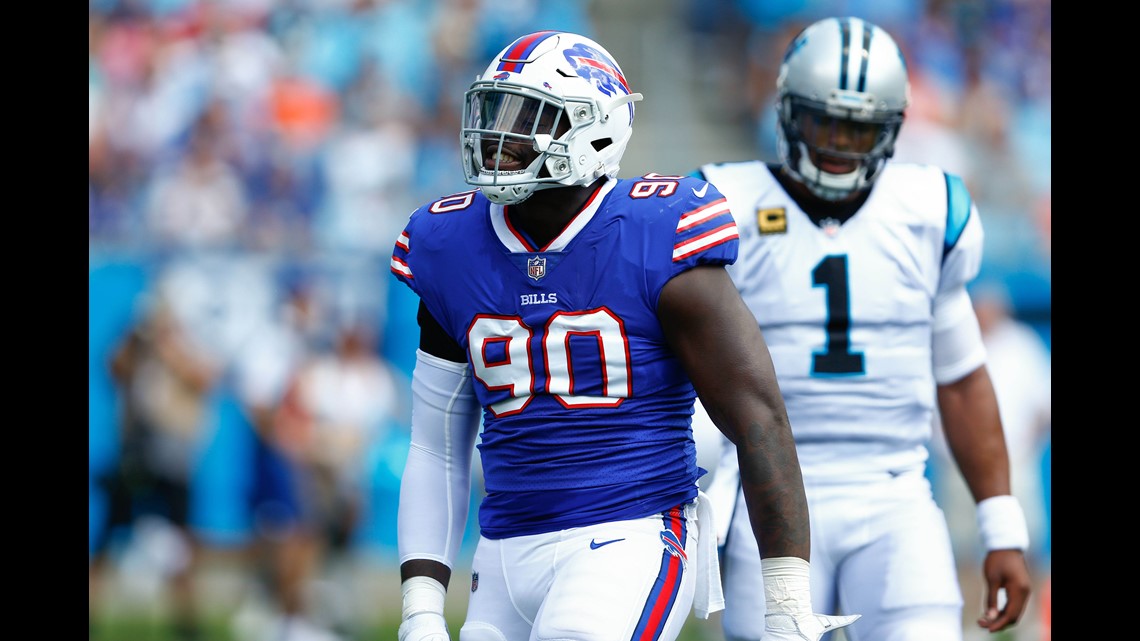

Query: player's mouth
[[818, 157, 856, 174], [484, 147, 526, 171]]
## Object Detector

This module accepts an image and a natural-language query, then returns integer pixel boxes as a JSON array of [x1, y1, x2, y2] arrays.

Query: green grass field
[[89, 610, 726, 641], [90, 592, 1030, 641], [89, 557, 729, 641], [91, 550, 1038, 641]]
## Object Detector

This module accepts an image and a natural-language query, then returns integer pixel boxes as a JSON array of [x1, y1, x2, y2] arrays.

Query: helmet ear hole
[[591, 138, 612, 152]]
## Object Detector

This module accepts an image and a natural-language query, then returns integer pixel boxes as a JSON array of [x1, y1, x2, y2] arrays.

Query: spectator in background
[[232, 304, 407, 641], [243, 142, 325, 254], [891, 58, 972, 179], [143, 104, 251, 251], [743, 21, 805, 161], [314, 68, 418, 255], [952, 46, 1035, 218], [90, 124, 144, 245], [229, 274, 335, 641], [91, 292, 223, 641], [276, 319, 406, 555], [92, 3, 209, 166], [265, 60, 340, 157]]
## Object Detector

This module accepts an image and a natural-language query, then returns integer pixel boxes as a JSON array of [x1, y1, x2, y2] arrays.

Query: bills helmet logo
[[493, 72, 510, 80], [527, 256, 546, 281], [564, 43, 630, 100]]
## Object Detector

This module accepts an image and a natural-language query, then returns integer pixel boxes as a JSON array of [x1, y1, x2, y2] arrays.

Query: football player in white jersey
[[693, 17, 1032, 641], [391, 30, 857, 641]]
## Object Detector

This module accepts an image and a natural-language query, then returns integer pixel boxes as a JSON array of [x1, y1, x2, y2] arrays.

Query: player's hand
[[763, 612, 860, 640], [398, 611, 450, 641], [976, 549, 1032, 632]]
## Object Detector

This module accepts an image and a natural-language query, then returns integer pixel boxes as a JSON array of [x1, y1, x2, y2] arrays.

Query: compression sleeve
[[397, 349, 483, 569], [931, 285, 987, 385]]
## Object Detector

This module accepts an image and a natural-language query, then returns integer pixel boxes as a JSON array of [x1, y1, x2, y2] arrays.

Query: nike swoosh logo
[[691, 183, 709, 198], [589, 537, 625, 550]]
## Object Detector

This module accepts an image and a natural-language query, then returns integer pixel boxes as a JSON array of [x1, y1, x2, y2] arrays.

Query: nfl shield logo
[[471, 571, 479, 592], [527, 256, 546, 281], [820, 217, 841, 237]]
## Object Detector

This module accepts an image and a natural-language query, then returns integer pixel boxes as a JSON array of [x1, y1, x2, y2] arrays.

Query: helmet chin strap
[[479, 145, 562, 204], [482, 182, 537, 205]]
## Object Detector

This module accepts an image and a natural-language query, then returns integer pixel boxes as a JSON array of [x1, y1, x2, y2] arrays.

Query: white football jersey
[[698, 161, 984, 478]]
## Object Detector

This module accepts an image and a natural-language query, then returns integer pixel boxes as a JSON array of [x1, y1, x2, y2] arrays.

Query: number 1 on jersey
[[811, 255, 865, 376]]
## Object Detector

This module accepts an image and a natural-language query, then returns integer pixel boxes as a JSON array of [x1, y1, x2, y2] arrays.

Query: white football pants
[[460, 501, 706, 641], [721, 466, 964, 641]]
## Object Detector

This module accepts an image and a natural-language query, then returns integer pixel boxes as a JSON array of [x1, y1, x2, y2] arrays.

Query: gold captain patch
[[757, 207, 787, 234]]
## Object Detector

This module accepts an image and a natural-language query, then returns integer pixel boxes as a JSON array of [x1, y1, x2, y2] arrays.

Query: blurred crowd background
[[88, 0, 1050, 639]]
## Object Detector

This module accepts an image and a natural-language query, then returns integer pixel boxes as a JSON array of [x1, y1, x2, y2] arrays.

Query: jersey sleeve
[[390, 204, 466, 350], [938, 172, 984, 293], [389, 208, 422, 298], [667, 176, 739, 279], [931, 284, 987, 384]]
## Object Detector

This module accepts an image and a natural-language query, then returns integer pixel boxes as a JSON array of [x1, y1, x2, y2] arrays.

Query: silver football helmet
[[461, 31, 643, 205], [775, 17, 910, 201]]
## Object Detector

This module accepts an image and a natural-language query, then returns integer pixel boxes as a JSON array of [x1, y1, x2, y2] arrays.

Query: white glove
[[761, 557, 860, 641], [398, 576, 450, 641], [763, 612, 860, 640], [398, 611, 450, 641]]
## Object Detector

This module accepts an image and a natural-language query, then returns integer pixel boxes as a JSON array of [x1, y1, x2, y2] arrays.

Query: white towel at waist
[[693, 490, 725, 619]]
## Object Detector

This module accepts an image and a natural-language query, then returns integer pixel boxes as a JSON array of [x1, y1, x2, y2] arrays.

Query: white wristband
[[401, 576, 446, 620], [761, 556, 813, 617], [976, 495, 1029, 552]]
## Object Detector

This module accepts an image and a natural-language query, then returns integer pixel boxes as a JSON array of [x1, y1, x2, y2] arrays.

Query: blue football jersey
[[391, 174, 738, 538]]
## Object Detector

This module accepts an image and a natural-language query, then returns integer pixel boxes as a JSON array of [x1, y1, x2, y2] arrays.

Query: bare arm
[[659, 264, 810, 560], [938, 364, 1032, 632], [937, 365, 1010, 502]]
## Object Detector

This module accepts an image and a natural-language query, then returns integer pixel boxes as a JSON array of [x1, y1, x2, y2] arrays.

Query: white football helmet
[[775, 17, 910, 201], [461, 31, 643, 205]]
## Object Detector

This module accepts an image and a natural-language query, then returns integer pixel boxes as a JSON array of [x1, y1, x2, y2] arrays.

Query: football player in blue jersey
[[390, 30, 857, 641], [693, 17, 1033, 641]]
